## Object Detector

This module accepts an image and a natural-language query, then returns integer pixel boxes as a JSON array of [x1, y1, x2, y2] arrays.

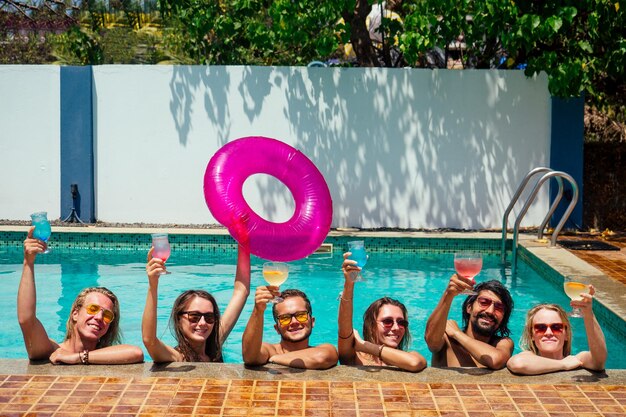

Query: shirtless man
[[425, 277, 514, 369], [242, 288, 338, 369]]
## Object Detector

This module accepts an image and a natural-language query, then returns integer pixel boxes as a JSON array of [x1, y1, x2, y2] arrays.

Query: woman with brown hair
[[142, 243, 250, 362], [338, 253, 426, 372]]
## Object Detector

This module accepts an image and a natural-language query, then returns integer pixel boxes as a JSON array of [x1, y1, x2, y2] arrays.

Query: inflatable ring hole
[[242, 174, 296, 223]]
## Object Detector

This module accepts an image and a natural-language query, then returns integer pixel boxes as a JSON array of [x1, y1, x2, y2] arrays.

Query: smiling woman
[[507, 297, 608, 375], [141, 242, 252, 363], [338, 252, 427, 373], [17, 227, 144, 365]]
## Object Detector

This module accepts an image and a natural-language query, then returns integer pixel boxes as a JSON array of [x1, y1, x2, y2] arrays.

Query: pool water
[[0, 247, 623, 368]]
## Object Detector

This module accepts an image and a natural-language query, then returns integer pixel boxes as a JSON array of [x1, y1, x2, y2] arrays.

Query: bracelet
[[338, 330, 354, 340], [79, 350, 89, 365], [378, 345, 385, 358]]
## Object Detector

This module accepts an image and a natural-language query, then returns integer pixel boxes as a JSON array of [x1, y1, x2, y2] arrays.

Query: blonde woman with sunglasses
[[507, 290, 607, 375], [17, 227, 144, 365], [142, 242, 251, 362], [339, 253, 427, 372]]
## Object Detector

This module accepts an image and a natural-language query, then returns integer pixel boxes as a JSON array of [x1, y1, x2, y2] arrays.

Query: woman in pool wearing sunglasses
[[507, 286, 607, 375], [338, 253, 427, 372], [142, 242, 250, 362], [17, 228, 144, 365]]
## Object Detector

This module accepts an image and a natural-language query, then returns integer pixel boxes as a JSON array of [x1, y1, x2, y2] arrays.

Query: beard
[[470, 312, 500, 337], [280, 325, 312, 343]]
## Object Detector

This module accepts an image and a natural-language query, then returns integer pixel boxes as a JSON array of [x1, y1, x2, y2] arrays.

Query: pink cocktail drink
[[151, 233, 172, 274], [152, 246, 171, 262], [454, 258, 483, 281]]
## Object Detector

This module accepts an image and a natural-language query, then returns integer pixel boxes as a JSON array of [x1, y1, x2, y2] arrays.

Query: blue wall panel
[[550, 96, 584, 229], [60, 66, 94, 223]]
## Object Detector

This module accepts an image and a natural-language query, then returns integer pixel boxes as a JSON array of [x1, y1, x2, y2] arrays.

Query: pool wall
[[0, 65, 582, 230]]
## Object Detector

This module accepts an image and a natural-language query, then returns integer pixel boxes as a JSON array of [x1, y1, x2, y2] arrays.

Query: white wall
[[0, 66, 61, 220], [0, 65, 551, 229], [94, 66, 551, 229]]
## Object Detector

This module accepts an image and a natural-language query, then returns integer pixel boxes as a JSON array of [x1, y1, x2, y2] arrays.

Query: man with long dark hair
[[425, 277, 514, 369]]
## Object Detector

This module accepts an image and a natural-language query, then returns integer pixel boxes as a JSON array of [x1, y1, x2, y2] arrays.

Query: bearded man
[[242, 288, 338, 369], [425, 278, 514, 369]]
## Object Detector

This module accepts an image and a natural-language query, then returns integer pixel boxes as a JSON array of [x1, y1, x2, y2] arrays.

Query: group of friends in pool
[[18, 227, 608, 375]]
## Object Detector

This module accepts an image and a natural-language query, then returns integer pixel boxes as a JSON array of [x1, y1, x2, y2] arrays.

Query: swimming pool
[[0, 233, 624, 369]]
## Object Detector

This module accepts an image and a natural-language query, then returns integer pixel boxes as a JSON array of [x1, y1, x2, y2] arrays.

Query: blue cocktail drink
[[347, 240, 367, 281], [31, 211, 51, 253]]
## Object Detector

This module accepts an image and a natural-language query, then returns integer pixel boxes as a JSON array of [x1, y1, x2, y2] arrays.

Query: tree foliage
[[0, 0, 623, 100]]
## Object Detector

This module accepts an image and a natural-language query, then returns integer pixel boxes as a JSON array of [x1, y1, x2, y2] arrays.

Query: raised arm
[[574, 286, 607, 371], [17, 227, 58, 360], [269, 344, 338, 370], [242, 286, 277, 366], [424, 274, 470, 352], [219, 244, 251, 345], [445, 320, 513, 369], [142, 249, 183, 362], [338, 253, 358, 364]]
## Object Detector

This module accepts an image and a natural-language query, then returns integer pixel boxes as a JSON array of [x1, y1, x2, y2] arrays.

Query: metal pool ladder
[[501, 167, 579, 272]]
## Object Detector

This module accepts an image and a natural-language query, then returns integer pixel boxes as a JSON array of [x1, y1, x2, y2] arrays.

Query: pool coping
[[1, 360, 624, 386]]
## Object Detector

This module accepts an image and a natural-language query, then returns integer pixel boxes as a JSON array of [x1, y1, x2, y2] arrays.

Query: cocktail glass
[[347, 240, 368, 282], [454, 251, 483, 295], [263, 262, 289, 303], [563, 275, 589, 318], [31, 211, 51, 254], [151, 233, 172, 275]]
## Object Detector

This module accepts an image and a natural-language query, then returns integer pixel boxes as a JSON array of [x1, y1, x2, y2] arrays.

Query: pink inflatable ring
[[204, 136, 333, 262]]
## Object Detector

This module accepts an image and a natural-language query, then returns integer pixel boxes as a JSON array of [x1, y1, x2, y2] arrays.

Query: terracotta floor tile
[[304, 410, 330, 417], [276, 408, 305, 416], [194, 405, 223, 414]]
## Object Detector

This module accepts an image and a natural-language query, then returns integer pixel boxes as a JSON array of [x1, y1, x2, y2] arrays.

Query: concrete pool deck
[[1, 226, 625, 416]]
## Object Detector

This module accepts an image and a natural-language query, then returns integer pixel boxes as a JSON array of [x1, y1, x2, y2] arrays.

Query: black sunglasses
[[180, 311, 216, 324]]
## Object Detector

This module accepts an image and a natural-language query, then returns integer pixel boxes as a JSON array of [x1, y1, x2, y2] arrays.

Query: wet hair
[[170, 290, 222, 362], [65, 287, 121, 348], [519, 304, 572, 356], [461, 280, 514, 338], [272, 289, 312, 321], [362, 297, 411, 351]]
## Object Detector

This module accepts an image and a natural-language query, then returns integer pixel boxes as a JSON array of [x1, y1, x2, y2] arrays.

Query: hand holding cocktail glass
[[346, 240, 367, 282], [151, 233, 172, 275], [453, 251, 483, 295], [563, 276, 592, 318], [263, 262, 289, 303], [30, 211, 51, 254]]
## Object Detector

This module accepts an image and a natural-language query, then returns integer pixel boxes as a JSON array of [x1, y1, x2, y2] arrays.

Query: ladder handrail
[[500, 167, 553, 263], [510, 171, 578, 273], [537, 176, 564, 240]]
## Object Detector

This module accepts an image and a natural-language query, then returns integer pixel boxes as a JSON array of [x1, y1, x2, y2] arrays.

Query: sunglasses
[[180, 311, 216, 324], [84, 304, 115, 324], [533, 323, 566, 335], [476, 296, 505, 313], [379, 318, 409, 329], [276, 311, 309, 327]]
